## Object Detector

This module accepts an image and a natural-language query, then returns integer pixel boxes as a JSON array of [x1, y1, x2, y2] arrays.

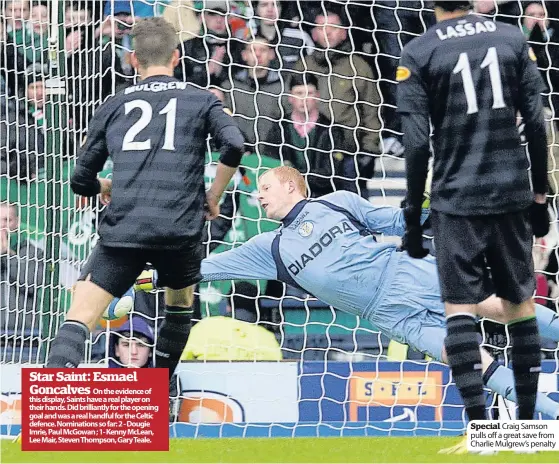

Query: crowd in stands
[[2, 0, 559, 367]]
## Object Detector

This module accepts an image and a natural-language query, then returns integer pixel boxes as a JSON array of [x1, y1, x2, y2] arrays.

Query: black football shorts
[[78, 241, 203, 297], [431, 209, 535, 305]]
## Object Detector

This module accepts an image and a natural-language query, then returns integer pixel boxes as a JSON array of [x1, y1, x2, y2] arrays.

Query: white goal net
[[1, 0, 559, 436]]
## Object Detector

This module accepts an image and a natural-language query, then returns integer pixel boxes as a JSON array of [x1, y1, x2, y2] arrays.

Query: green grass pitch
[[2, 437, 559, 463]]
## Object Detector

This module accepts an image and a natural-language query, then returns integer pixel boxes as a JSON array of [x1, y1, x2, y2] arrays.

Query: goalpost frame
[[41, 0, 66, 360]]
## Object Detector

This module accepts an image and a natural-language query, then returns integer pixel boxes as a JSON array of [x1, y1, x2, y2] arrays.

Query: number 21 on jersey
[[453, 47, 505, 114], [122, 98, 177, 151]]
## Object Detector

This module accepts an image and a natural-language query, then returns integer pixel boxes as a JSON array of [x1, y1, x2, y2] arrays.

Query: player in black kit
[[398, 0, 549, 453], [46, 18, 245, 380]]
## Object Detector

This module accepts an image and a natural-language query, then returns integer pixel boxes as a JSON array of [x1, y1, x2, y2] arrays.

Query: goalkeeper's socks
[[445, 314, 487, 421], [155, 307, 192, 381], [509, 316, 541, 420], [535, 303, 559, 341], [45, 320, 89, 368], [484, 361, 559, 419]]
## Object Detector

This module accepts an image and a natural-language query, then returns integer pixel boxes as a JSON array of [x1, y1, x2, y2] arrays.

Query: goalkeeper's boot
[[13, 433, 21, 444], [438, 436, 497, 455], [134, 269, 158, 293]]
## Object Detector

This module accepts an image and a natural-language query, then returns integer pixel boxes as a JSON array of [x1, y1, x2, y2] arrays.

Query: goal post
[[41, 0, 66, 362]]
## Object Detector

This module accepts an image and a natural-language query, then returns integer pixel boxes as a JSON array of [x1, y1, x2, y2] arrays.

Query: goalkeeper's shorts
[[78, 241, 203, 297], [370, 253, 446, 362]]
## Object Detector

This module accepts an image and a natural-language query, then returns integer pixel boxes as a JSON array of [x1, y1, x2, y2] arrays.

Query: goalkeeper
[[138, 166, 559, 418]]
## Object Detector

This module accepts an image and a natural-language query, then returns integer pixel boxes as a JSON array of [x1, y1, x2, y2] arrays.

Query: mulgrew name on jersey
[[436, 19, 497, 41]]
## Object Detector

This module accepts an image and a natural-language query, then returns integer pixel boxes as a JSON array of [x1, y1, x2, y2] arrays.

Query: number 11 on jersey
[[453, 47, 505, 114]]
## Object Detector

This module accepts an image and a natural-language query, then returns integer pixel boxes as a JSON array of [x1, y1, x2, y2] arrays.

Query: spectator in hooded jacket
[[108, 315, 155, 368]]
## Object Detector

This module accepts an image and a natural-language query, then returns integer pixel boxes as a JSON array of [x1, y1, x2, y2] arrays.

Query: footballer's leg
[[385, 252, 559, 449], [487, 210, 541, 421], [404, 282, 559, 420], [431, 211, 489, 423], [478, 296, 559, 344], [149, 243, 202, 381], [46, 245, 146, 368]]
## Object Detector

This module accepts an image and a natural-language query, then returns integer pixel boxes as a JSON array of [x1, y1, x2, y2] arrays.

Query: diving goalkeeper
[[138, 166, 559, 418]]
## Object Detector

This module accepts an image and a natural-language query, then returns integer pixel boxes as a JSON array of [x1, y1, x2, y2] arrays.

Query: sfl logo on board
[[178, 391, 245, 423]]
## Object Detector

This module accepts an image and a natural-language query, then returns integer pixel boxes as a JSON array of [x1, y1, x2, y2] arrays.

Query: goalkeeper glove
[[530, 202, 550, 238], [134, 269, 158, 292]]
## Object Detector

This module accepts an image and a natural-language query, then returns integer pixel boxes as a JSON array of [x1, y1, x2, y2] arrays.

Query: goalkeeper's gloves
[[530, 201, 550, 238], [134, 269, 158, 292], [402, 208, 429, 259]]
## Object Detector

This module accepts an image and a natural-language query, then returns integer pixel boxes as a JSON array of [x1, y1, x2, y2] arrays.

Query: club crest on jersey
[[288, 221, 354, 276], [298, 221, 314, 237], [396, 66, 411, 82]]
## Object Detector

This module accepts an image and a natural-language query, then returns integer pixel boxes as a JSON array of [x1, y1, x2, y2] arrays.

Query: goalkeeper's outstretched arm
[[321, 191, 429, 237], [201, 232, 277, 282]]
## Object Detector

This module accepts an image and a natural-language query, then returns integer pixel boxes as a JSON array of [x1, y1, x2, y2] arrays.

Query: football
[[102, 287, 134, 320]]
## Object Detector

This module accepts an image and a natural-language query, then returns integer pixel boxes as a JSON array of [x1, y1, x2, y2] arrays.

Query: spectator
[[372, 1, 435, 136], [64, 3, 91, 29], [162, 0, 201, 43], [66, 15, 128, 142], [25, 63, 46, 133], [222, 36, 282, 152], [174, 1, 232, 87], [0, 76, 44, 182], [0, 202, 44, 336], [525, 7, 559, 117], [293, 10, 383, 196], [104, 0, 170, 19], [475, 0, 523, 26], [4, 0, 28, 32], [6, 0, 47, 64], [0, 15, 30, 97], [250, 0, 314, 70], [29, 2, 48, 37], [96, 2, 135, 77], [107, 316, 155, 368], [523, 2, 549, 38], [262, 73, 348, 197]]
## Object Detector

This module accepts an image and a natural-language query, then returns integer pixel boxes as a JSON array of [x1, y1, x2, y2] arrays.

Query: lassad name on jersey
[[288, 221, 354, 276], [436, 20, 496, 41]]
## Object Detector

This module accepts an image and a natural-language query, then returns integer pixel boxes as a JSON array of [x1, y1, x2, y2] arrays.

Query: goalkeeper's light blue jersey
[[201, 191, 416, 320]]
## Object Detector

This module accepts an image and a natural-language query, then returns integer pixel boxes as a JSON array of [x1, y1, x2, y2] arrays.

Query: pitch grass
[[2, 437, 559, 464]]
